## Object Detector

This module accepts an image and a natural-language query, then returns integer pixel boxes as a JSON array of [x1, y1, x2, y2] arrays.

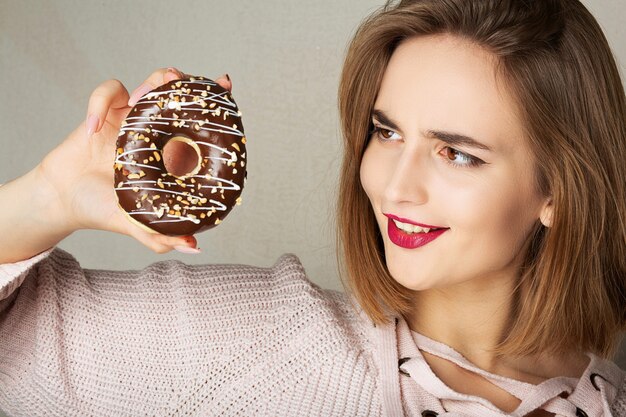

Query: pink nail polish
[[86, 114, 99, 137], [128, 84, 154, 107], [174, 245, 201, 254]]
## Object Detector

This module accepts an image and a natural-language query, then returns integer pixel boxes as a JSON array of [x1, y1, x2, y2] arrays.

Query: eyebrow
[[371, 109, 493, 152]]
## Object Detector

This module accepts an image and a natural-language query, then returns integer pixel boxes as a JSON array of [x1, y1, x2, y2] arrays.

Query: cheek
[[359, 143, 386, 202], [450, 174, 542, 260], [360, 144, 395, 236]]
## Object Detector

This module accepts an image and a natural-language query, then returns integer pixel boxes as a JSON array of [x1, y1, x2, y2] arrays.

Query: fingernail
[[86, 114, 99, 137], [128, 83, 153, 107], [174, 245, 201, 254], [167, 67, 183, 78]]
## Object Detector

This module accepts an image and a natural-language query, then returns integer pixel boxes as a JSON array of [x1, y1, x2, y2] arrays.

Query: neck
[[405, 268, 516, 372], [404, 267, 590, 381]]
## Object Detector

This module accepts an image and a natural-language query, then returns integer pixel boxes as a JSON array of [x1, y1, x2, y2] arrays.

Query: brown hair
[[336, 0, 626, 359]]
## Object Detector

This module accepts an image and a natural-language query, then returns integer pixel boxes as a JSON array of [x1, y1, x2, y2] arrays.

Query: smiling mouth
[[384, 214, 449, 249], [383, 213, 447, 229], [391, 218, 444, 234]]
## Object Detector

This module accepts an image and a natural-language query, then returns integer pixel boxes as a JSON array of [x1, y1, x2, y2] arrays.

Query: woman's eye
[[372, 126, 401, 142], [369, 125, 485, 168], [441, 146, 484, 168]]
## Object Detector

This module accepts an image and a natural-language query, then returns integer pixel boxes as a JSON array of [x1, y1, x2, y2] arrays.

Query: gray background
[[0, 0, 624, 412]]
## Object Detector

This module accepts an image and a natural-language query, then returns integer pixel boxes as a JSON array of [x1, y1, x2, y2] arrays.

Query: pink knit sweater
[[0, 247, 624, 416]]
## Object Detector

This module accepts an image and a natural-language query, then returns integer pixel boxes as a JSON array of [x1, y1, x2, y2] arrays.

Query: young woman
[[1, 0, 624, 416]]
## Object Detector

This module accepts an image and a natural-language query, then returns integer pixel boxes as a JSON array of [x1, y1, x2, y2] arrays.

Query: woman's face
[[360, 34, 551, 291]]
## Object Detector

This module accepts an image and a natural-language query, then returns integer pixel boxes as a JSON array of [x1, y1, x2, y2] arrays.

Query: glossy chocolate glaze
[[114, 76, 246, 236]]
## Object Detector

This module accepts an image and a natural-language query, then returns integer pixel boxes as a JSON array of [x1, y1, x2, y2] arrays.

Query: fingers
[[85, 68, 183, 138], [163, 67, 185, 84], [129, 225, 201, 254], [85, 79, 130, 137], [128, 68, 233, 108], [111, 205, 200, 254], [128, 67, 185, 107], [214, 74, 232, 93], [86, 68, 234, 138]]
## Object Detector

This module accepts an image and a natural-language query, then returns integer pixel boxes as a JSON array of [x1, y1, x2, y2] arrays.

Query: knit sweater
[[0, 247, 624, 416]]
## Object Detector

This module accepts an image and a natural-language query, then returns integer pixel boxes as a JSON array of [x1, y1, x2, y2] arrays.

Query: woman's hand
[[36, 68, 233, 254]]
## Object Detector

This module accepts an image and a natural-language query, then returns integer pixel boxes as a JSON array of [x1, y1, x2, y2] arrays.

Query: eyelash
[[369, 125, 485, 168]]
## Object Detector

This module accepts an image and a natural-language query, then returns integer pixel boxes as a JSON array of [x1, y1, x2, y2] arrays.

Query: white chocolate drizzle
[[114, 77, 246, 229]]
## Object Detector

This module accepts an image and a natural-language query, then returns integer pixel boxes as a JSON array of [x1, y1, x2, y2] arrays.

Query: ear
[[539, 198, 553, 228]]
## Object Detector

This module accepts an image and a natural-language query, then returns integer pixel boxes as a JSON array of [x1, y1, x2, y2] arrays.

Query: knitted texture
[[0, 248, 381, 416], [0, 247, 624, 416], [613, 379, 626, 416]]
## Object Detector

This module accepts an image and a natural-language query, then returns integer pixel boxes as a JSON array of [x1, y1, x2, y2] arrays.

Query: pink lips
[[383, 213, 443, 229], [383, 213, 448, 249]]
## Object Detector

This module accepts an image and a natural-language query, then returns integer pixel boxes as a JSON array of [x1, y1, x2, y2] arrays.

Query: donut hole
[[162, 136, 202, 178]]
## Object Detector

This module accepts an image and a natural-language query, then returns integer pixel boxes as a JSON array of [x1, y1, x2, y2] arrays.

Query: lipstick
[[383, 213, 443, 229], [384, 213, 448, 249]]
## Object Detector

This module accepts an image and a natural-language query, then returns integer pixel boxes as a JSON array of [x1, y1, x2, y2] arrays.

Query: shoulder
[[43, 248, 375, 343], [25, 248, 378, 356]]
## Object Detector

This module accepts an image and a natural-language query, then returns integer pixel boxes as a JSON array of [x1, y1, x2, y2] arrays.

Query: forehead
[[375, 34, 526, 154]]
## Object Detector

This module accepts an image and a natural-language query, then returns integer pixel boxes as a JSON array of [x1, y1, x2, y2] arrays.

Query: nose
[[383, 144, 429, 205]]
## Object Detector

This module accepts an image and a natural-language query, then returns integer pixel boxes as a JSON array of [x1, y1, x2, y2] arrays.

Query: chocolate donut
[[114, 76, 246, 236]]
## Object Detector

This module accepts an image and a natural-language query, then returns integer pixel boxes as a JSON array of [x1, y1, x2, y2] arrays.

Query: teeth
[[393, 219, 431, 234]]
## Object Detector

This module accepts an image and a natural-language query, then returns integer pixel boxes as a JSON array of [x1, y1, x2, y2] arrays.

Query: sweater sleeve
[[0, 247, 54, 309], [0, 246, 379, 416]]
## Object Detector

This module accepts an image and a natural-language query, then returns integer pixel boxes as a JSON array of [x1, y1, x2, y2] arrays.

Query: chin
[[385, 257, 436, 292]]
